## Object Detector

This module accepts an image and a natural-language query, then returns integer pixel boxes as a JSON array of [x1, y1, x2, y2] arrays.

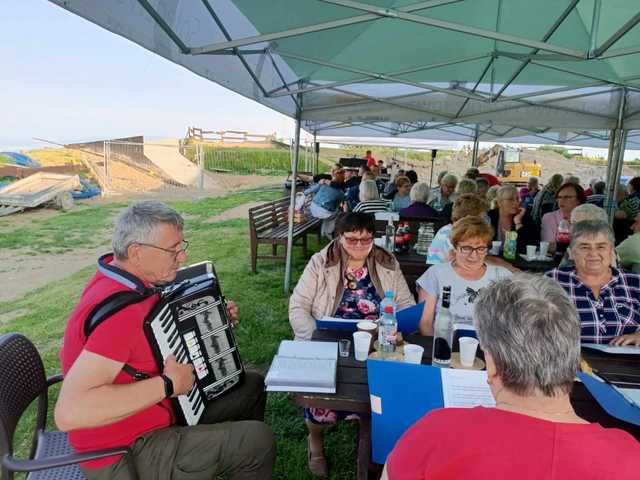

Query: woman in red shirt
[[385, 274, 640, 480]]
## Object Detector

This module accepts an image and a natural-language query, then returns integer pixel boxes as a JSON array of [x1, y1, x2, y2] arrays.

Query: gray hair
[[436, 170, 448, 184], [112, 200, 184, 260], [409, 182, 430, 203], [358, 180, 380, 202], [496, 184, 518, 202], [570, 204, 607, 224], [569, 219, 614, 249], [527, 176, 539, 188], [474, 274, 581, 396], [565, 175, 581, 186], [441, 173, 458, 189], [457, 178, 478, 195]]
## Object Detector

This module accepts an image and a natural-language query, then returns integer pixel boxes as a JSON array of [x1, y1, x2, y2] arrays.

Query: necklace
[[496, 401, 575, 417]]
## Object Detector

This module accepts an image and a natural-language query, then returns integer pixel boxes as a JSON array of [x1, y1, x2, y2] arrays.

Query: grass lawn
[[0, 189, 359, 479]]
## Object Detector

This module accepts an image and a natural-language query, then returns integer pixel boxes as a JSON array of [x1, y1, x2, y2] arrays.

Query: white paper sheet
[[619, 388, 640, 406], [441, 369, 496, 408], [582, 343, 640, 355]]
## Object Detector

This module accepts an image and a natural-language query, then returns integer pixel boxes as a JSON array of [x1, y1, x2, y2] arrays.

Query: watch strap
[[160, 374, 174, 398]]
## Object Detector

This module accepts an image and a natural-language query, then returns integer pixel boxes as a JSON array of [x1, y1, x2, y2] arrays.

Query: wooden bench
[[249, 197, 320, 272]]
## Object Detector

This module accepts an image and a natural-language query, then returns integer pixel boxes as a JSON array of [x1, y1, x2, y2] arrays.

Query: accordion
[[144, 261, 244, 426]]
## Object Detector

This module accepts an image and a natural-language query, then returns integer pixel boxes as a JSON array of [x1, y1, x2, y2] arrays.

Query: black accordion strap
[[83, 288, 158, 381]]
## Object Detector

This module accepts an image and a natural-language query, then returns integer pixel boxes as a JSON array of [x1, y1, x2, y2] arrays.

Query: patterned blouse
[[335, 265, 382, 320], [545, 267, 640, 343]]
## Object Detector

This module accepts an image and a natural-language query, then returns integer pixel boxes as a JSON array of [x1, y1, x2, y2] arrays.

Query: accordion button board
[[145, 261, 244, 426]]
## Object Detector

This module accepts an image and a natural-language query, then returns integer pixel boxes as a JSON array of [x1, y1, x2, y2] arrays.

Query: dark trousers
[[84, 371, 275, 480]]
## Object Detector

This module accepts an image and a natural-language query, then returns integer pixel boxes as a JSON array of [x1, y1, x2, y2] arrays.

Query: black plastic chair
[[0, 333, 137, 479]]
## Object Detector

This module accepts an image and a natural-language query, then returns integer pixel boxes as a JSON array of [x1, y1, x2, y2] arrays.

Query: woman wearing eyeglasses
[[541, 182, 586, 252], [417, 216, 512, 335], [289, 212, 414, 477]]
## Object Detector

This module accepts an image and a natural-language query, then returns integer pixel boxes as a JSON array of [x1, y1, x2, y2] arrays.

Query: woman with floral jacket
[[289, 212, 414, 477]]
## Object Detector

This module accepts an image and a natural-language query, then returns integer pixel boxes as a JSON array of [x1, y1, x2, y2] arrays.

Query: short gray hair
[[496, 184, 518, 202], [409, 182, 430, 203], [441, 173, 458, 189], [113, 200, 184, 260], [569, 219, 614, 249], [474, 274, 580, 396], [570, 204, 607, 224], [527, 176, 539, 188], [358, 180, 380, 202], [457, 178, 477, 195]]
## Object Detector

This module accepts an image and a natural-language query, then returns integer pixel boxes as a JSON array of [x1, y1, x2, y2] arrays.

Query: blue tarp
[[0, 152, 42, 168], [71, 178, 101, 199]]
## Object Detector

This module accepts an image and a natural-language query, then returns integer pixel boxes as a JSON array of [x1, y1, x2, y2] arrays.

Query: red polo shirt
[[60, 255, 172, 469], [366, 154, 376, 167]]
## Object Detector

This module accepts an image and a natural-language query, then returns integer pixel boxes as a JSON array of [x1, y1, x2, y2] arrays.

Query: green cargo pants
[[83, 371, 275, 480]]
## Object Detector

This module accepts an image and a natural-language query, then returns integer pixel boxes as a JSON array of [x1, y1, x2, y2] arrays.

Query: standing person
[[289, 213, 414, 476], [541, 182, 585, 252], [55, 201, 275, 480], [417, 216, 512, 334], [386, 274, 640, 479], [428, 174, 458, 212], [365, 150, 376, 167], [532, 173, 564, 224], [305, 167, 346, 237]]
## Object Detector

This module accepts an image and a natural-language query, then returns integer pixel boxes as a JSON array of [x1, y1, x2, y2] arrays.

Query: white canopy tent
[[49, 0, 640, 290]]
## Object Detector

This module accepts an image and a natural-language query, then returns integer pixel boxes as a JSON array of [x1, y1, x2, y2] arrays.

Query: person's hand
[[226, 300, 239, 326], [163, 355, 195, 397], [513, 207, 526, 226], [609, 332, 640, 346]]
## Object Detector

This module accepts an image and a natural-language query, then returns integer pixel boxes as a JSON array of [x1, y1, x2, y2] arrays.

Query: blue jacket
[[305, 183, 345, 212]]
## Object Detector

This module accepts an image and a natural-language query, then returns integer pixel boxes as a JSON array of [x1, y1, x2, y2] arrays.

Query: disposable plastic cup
[[338, 339, 351, 358], [353, 332, 372, 361], [526, 245, 537, 260], [459, 337, 480, 367], [539, 241, 550, 258], [403, 344, 424, 364]]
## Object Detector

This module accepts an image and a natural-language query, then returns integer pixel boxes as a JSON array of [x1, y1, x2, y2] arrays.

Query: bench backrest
[[248, 198, 290, 234]]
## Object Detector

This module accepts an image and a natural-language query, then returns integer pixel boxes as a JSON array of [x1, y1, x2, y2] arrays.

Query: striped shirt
[[353, 200, 391, 214], [545, 267, 640, 343]]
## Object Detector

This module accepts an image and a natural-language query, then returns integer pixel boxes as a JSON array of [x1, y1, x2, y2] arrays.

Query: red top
[[387, 407, 640, 479], [479, 172, 501, 186], [60, 257, 172, 469], [366, 153, 376, 167]]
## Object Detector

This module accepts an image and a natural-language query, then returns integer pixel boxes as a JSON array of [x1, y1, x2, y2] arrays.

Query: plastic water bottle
[[378, 292, 398, 353], [432, 286, 453, 367], [385, 219, 395, 252]]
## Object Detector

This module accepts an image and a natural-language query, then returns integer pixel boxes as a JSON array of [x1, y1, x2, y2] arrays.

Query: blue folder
[[367, 359, 444, 464], [577, 372, 640, 427], [315, 302, 425, 334]]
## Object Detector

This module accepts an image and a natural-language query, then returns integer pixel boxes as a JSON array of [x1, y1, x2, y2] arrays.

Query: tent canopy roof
[[51, 0, 640, 147]]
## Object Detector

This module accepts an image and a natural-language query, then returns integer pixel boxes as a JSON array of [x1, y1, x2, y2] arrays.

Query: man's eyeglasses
[[342, 236, 374, 246], [457, 245, 488, 255], [137, 240, 189, 259]]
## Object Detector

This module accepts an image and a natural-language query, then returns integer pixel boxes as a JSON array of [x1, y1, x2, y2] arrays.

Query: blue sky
[[0, 0, 296, 150]]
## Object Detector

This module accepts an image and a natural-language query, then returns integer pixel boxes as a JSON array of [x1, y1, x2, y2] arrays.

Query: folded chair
[[0, 333, 137, 479]]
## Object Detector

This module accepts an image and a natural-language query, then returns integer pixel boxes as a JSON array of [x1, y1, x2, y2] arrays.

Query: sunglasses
[[342, 236, 374, 246]]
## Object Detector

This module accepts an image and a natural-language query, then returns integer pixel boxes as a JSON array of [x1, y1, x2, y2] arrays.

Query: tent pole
[[285, 100, 303, 293], [313, 131, 318, 175], [604, 89, 627, 222], [471, 124, 480, 167]]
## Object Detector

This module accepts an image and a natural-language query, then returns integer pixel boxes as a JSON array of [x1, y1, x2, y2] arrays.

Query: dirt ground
[[0, 198, 270, 304]]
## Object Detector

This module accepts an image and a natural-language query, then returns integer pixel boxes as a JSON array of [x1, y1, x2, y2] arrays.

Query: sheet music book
[[440, 369, 495, 408], [316, 302, 425, 335], [265, 341, 337, 394], [582, 343, 640, 355], [577, 372, 640, 426]]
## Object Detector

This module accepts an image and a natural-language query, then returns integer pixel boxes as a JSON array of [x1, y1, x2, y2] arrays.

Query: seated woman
[[440, 178, 477, 222], [399, 182, 439, 218], [418, 216, 511, 334], [541, 182, 585, 252], [385, 274, 640, 479], [289, 212, 414, 476], [304, 166, 346, 237], [391, 176, 412, 212], [352, 179, 391, 214], [427, 194, 488, 264], [546, 220, 640, 345], [488, 184, 539, 255]]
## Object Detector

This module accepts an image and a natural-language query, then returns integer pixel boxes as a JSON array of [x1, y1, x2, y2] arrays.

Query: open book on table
[[265, 340, 337, 394]]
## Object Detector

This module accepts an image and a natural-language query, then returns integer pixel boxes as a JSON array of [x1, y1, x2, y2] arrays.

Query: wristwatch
[[160, 374, 174, 398]]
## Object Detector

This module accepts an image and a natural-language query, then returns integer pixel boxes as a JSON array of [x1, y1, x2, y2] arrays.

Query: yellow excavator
[[477, 145, 541, 185]]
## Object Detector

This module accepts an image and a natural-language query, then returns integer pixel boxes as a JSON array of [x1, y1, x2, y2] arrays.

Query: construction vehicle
[[477, 145, 541, 185]]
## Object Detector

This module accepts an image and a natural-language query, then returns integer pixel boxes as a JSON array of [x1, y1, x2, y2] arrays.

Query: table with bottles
[[296, 329, 640, 478]]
